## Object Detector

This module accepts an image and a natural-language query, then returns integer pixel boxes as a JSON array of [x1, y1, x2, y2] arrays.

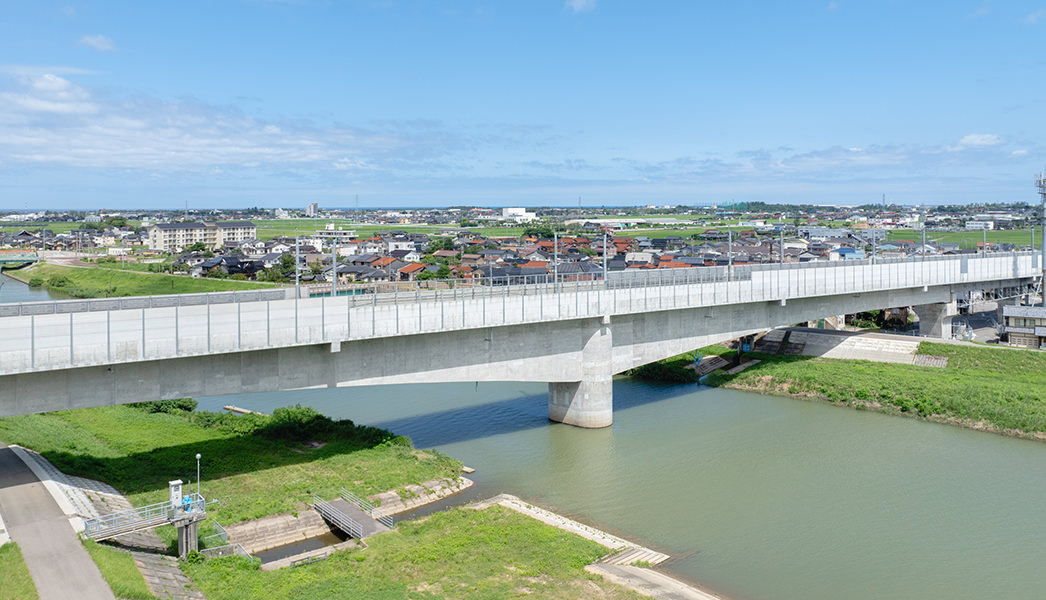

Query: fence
[[1, 252, 1039, 375], [341, 489, 394, 529], [200, 543, 256, 566], [290, 553, 329, 568], [200, 519, 228, 546]]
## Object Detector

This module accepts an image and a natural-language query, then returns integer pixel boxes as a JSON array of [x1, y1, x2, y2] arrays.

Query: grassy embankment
[[700, 341, 1046, 439], [184, 505, 644, 600], [10, 263, 275, 298], [82, 539, 155, 600], [0, 543, 39, 600], [0, 403, 462, 538], [0, 403, 649, 600]]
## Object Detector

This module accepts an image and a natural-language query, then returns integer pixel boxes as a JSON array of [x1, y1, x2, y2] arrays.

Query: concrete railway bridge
[[0, 252, 1038, 427]]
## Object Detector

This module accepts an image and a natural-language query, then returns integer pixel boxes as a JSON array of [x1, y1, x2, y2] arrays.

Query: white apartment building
[[148, 221, 257, 252]]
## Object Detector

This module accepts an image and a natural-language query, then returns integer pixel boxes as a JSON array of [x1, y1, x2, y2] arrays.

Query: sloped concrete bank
[[471, 494, 724, 600]]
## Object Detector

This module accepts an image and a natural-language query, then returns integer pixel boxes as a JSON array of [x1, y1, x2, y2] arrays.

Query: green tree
[[436, 264, 451, 279], [186, 242, 208, 252], [416, 270, 436, 281]]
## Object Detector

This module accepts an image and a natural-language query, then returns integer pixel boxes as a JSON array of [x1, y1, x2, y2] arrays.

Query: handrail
[[313, 494, 362, 539], [83, 493, 205, 539], [341, 488, 393, 529]]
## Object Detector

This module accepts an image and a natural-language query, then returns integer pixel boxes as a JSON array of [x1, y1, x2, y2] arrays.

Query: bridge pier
[[913, 301, 957, 339], [548, 316, 614, 428]]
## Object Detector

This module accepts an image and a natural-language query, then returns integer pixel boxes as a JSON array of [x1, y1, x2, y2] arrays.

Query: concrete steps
[[599, 546, 670, 567], [693, 355, 729, 376]]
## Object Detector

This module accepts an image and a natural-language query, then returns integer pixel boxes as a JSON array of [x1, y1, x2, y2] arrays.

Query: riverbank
[[702, 340, 1046, 441], [0, 402, 688, 599], [8, 262, 274, 298]]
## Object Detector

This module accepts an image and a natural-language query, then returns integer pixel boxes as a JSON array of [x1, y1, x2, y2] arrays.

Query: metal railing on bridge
[[83, 493, 205, 541], [0, 251, 1038, 375], [341, 488, 394, 529], [313, 494, 363, 539]]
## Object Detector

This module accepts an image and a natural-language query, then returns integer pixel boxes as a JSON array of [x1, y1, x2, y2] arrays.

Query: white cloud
[[827, 2, 840, 11], [0, 72, 470, 174], [1012, 149, 1029, 156], [956, 133, 1004, 147], [1021, 9, 1046, 24], [565, 0, 596, 13], [77, 34, 115, 52]]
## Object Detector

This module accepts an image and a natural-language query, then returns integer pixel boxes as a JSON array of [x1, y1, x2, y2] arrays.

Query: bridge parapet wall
[[0, 253, 1037, 377]]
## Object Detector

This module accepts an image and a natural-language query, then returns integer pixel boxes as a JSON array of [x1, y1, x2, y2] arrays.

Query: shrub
[[47, 274, 71, 288], [128, 398, 198, 414], [28, 276, 43, 287]]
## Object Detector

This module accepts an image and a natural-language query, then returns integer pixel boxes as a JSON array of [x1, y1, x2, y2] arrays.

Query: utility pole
[[921, 228, 926, 258], [1037, 172, 1046, 305], [727, 230, 733, 280], [983, 228, 987, 254], [602, 231, 608, 279], [294, 229, 300, 298], [553, 229, 558, 284], [779, 229, 784, 264], [331, 237, 337, 297]]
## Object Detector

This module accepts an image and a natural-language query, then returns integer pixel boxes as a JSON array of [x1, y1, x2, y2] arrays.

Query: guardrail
[[313, 494, 363, 539], [341, 489, 394, 529], [290, 553, 329, 568], [84, 493, 205, 540], [200, 543, 257, 566]]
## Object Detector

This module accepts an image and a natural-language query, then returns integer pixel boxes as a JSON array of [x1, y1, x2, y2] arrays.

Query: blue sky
[[1, 1, 1044, 209]]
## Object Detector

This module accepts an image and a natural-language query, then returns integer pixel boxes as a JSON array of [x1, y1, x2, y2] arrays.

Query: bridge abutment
[[913, 301, 957, 339], [548, 316, 613, 428]]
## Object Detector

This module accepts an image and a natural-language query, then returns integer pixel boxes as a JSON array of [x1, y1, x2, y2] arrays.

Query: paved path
[[0, 443, 115, 600]]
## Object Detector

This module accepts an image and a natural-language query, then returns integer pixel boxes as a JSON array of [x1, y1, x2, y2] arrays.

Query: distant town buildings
[[305, 202, 319, 218], [502, 207, 537, 223], [147, 221, 257, 252]]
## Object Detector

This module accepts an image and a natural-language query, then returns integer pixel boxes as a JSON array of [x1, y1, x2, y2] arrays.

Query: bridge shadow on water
[[366, 379, 711, 449]]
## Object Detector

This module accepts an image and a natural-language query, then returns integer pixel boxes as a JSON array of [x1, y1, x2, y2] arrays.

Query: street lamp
[[195, 453, 201, 499]]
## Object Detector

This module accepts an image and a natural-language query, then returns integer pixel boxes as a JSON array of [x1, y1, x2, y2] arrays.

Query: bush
[[128, 398, 198, 414], [28, 276, 43, 287], [47, 274, 71, 288]]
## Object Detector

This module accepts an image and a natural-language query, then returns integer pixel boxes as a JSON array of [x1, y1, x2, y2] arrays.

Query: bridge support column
[[548, 317, 613, 428], [913, 301, 957, 339]]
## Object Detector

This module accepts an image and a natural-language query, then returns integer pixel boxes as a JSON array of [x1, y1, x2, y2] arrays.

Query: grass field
[[0, 543, 39, 600], [887, 228, 1039, 248], [82, 540, 155, 600], [184, 505, 644, 600], [11, 263, 276, 298], [703, 341, 1046, 438], [0, 404, 462, 526]]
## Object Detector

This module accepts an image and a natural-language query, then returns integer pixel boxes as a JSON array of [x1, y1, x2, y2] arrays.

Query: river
[[197, 378, 1046, 600], [0, 273, 67, 302]]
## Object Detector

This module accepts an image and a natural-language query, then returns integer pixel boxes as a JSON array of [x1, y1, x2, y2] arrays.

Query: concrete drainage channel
[[223, 477, 475, 571]]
